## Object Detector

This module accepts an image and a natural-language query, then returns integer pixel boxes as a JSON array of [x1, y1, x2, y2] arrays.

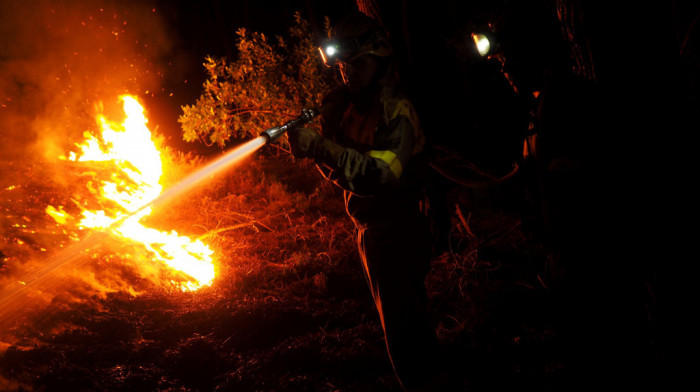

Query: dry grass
[[1, 149, 396, 391], [1, 144, 651, 391]]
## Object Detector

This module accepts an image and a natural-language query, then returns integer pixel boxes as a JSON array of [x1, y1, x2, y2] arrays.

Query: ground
[[0, 145, 661, 392]]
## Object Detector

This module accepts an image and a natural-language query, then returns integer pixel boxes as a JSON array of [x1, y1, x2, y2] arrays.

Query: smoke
[[0, 0, 180, 160]]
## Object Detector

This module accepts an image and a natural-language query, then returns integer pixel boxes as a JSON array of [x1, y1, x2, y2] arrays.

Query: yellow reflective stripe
[[390, 99, 411, 119], [389, 99, 415, 128], [387, 99, 425, 155], [367, 150, 403, 179]]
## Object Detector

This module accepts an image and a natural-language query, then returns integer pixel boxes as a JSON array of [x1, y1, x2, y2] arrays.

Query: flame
[[48, 95, 214, 292]]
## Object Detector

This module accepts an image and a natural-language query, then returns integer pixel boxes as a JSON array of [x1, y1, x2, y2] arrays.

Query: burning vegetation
[[46, 95, 215, 292]]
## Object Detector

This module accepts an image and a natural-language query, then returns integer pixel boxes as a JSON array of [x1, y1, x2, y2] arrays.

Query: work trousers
[[352, 212, 440, 390]]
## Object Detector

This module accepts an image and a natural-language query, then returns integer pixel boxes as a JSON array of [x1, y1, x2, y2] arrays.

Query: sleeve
[[324, 100, 419, 196]]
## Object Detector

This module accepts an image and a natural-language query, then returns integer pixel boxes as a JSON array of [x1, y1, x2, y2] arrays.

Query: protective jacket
[[316, 86, 427, 224]]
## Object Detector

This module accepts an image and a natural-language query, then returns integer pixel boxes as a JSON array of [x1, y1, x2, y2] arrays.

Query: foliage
[[179, 12, 337, 149]]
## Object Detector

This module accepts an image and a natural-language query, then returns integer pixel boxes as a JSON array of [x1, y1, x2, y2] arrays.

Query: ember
[[47, 95, 215, 292]]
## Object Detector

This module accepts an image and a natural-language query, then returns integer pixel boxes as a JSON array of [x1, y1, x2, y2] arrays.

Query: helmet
[[319, 12, 392, 67]]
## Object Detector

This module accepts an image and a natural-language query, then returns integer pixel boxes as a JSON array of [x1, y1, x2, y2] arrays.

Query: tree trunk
[[356, 0, 383, 23]]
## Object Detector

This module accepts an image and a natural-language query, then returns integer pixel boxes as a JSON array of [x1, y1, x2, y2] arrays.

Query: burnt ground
[[0, 149, 667, 392]]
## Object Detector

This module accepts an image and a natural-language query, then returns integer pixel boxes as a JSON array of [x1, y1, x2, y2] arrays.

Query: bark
[[554, 0, 597, 81], [356, 0, 383, 23]]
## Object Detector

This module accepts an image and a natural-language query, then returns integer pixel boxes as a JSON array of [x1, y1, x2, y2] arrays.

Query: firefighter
[[471, 1, 654, 389], [286, 11, 448, 392], [471, 1, 600, 290]]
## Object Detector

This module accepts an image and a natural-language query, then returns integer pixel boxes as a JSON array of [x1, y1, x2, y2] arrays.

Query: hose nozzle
[[261, 108, 319, 142]]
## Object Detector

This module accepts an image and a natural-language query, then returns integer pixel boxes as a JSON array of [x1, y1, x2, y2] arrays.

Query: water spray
[[140, 106, 321, 216], [0, 106, 322, 332]]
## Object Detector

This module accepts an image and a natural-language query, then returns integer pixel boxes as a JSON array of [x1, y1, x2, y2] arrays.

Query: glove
[[287, 127, 321, 159], [287, 127, 344, 167]]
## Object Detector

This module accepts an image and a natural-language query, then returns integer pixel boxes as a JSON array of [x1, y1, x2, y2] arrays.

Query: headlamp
[[318, 28, 392, 67], [319, 44, 337, 67], [471, 33, 493, 57], [325, 44, 338, 57], [318, 38, 359, 67]]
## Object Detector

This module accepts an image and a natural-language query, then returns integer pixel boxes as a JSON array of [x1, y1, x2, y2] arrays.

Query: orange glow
[[47, 95, 215, 292]]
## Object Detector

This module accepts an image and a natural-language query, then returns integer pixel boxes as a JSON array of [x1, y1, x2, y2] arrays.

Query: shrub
[[179, 12, 337, 149]]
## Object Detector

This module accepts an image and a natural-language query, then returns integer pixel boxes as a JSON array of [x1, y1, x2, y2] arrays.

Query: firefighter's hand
[[287, 127, 321, 159]]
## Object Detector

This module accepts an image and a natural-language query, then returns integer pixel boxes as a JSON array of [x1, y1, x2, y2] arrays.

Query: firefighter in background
[[471, 1, 652, 388], [286, 11, 448, 392], [471, 1, 600, 290]]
